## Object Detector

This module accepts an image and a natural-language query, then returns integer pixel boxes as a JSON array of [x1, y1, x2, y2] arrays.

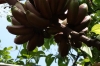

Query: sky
[[0, 3, 21, 61], [0, 1, 75, 66]]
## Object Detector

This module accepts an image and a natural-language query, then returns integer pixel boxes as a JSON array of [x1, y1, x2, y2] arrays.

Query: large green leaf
[[45, 54, 54, 66], [34, 56, 40, 64], [81, 44, 92, 58], [91, 24, 100, 34]]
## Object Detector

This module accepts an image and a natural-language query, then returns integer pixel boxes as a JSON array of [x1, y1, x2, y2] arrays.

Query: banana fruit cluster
[[6, 0, 91, 57], [66, 1, 91, 51], [6, 1, 46, 51]]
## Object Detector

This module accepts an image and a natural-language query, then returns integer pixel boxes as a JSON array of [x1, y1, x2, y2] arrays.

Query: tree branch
[[72, 53, 80, 66]]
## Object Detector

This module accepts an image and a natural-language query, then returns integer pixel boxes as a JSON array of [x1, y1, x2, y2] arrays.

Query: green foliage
[[45, 54, 54, 66], [0, 46, 14, 64], [6, 15, 11, 22], [43, 36, 56, 49], [81, 44, 92, 58], [91, 24, 100, 34]]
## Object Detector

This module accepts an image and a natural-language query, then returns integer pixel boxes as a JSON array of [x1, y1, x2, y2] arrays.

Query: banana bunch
[[6, 0, 92, 57], [7, 24, 44, 51], [67, 2, 91, 32], [6, 1, 47, 51], [64, 1, 91, 49], [54, 0, 91, 56], [6, 0, 70, 52]]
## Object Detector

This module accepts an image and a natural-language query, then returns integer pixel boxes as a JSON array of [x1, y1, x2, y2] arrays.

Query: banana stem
[[50, 18, 100, 49], [72, 53, 80, 66]]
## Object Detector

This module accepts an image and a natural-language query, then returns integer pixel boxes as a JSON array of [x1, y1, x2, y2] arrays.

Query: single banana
[[11, 16, 20, 25], [74, 3, 88, 26], [59, 0, 69, 15], [6, 25, 33, 35], [48, 0, 58, 15], [57, 0, 68, 15], [67, 0, 79, 25], [33, 0, 40, 11], [27, 34, 38, 51], [11, 6, 32, 27], [26, 10, 50, 28], [25, 0, 41, 16], [74, 15, 91, 32], [37, 33, 44, 47], [34, 0, 52, 19], [54, 33, 63, 43], [58, 38, 70, 57], [58, 0, 69, 20], [14, 34, 33, 44]]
